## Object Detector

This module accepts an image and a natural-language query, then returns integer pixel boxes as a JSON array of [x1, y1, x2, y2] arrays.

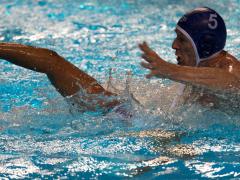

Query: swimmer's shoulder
[[224, 51, 239, 63], [217, 51, 240, 69], [214, 51, 240, 88]]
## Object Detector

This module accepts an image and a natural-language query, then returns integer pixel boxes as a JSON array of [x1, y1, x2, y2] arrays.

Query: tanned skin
[[139, 29, 240, 107], [0, 43, 120, 111]]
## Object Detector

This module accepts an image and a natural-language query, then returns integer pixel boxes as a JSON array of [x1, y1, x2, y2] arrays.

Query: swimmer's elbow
[[34, 48, 66, 74], [41, 48, 65, 64], [40, 48, 60, 58]]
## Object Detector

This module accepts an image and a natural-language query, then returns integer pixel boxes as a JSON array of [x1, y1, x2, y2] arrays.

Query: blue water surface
[[0, 0, 239, 179]]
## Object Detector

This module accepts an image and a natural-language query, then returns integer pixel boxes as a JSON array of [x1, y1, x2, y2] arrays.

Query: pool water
[[0, 0, 239, 179]]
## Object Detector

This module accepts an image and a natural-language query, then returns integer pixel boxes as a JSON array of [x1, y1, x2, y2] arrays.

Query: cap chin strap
[[176, 25, 222, 66]]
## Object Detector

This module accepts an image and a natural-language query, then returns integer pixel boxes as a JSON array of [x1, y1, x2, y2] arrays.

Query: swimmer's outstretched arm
[[139, 42, 240, 93], [0, 42, 120, 110]]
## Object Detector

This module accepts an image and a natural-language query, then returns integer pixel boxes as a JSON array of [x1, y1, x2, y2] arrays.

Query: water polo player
[[140, 7, 240, 109]]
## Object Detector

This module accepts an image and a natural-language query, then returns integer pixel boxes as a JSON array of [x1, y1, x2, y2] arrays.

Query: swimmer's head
[[176, 7, 227, 66]]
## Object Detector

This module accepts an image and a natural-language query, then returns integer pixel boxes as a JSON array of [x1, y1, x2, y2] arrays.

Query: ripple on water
[[0, 0, 239, 179]]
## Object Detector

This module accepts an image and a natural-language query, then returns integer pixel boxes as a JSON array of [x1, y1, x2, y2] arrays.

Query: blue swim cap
[[177, 7, 227, 65]]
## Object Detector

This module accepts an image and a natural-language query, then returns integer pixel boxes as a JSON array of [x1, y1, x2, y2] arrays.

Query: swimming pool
[[0, 0, 239, 179]]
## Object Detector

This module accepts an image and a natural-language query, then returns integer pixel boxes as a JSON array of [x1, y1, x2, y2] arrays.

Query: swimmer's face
[[172, 29, 197, 66]]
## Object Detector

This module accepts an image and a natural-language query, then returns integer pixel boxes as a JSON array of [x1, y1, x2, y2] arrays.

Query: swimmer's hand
[[139, 42, 170, 79], [139, 42, 240, 94]]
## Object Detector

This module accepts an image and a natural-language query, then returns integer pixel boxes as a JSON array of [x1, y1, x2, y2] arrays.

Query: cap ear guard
[[198, 33, 217, 58]]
